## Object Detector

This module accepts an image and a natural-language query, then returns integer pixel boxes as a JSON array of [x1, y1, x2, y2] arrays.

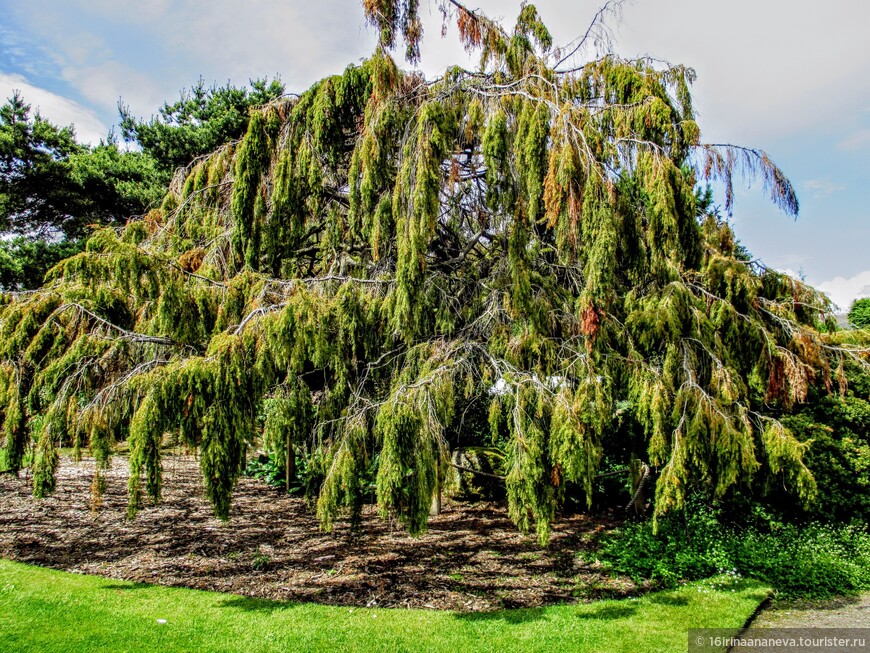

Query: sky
[[1, 0, 868, 309]]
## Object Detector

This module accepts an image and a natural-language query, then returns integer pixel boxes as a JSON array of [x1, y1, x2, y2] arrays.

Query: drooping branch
[[699, 143, 800, 218], [52, 304, 176, 346]]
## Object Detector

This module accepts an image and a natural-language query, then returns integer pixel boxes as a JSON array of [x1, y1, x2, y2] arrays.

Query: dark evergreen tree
[[119, 77, 286, 175], [0, 91, 84, 239], [0, 92, 165, 289]]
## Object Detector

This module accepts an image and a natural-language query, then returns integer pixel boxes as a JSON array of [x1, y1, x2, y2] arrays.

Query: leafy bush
[[595, 502, 732, 587], [596, 502, 870, 598], [781, 405, 870, 522], [244, 451, 321, 496], [737, 522, 870, 598], [773, 358, 870, 523], [848, 298, 870, 329], [0, 238, 85, 291], [244, 454, 286, 489], [245, 450, 378, 502]]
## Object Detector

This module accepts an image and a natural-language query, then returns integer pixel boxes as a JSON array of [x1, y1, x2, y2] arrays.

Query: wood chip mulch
[[0, 455, 640, 611]]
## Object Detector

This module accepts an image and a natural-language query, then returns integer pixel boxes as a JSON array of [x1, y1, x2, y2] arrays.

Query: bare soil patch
[[0, 455, 637, 611]]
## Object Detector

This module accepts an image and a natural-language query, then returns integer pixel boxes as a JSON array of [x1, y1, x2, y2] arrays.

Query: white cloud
[[838, 129, 870, 151], [6, 0, 376, 119], [777, 268, 802, 281], [11, 0, 870, 147], [816, 270, 870, 312], [15, 10, 166, 117], [157, 0, 375, 95], [801, 179, 846, 197], [618, 1, 870, 143], [0, 72, 109, 144], [59, 61, 166, 120], [61, 0, 172, 22]]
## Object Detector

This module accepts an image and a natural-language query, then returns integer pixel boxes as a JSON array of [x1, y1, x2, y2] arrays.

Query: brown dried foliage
[[765, 356, 785, 404], [580, 305, 600, 350], [178, 248, 206, 274], [550, 463, 562, 488], [457, 8, 482, 52]]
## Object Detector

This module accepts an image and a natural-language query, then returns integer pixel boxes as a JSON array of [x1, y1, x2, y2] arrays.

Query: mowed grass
[[0, 559, 767, 653]]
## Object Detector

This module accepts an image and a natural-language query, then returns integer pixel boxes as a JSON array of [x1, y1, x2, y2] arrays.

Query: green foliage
[[245, 454, 285, 487], [119, 77, 285, 174], [596, 502, 870, 598], [376, 398, 437, 534], [127, 392, 163, 517], [251, 553, 271, 571], [0, 5, 846, 542], [67, 141, 166, 220], [737, 521, 870, 598], [0, 92, 167, 289], [450, 446, 506, 500], [31, 414, 58, 498], [597, 501, 732, 587], [0, 93, 166, 240], [776, 359, 870, 522], [245, 450, 325, 496], [0, 238, 84, 290], [848, 297, 870, 329], [0, 91, 83, 238]]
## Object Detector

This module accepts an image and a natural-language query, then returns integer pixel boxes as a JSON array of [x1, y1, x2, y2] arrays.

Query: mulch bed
[[0, 455, 639, 611]]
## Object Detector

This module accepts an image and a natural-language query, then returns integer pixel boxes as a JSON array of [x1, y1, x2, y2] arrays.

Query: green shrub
[[251, 554, 271, 571], [244, 450, 376, 502], [596, 502, 870, 598], [244, 453, 285, 488], [244, 451, 322, 496], [848, 297, 870, 329], [737, 522, 870, 597], [595, 501, 732, 587], [777, 382, 870, 523]]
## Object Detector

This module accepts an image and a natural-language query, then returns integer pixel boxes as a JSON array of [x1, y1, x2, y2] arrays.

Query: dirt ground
[[0, 455, 638, 611], [747, 593, 870, 629]]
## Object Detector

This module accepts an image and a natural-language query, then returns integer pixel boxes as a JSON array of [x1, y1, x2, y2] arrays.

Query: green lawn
[[0, 559, 767, 653]]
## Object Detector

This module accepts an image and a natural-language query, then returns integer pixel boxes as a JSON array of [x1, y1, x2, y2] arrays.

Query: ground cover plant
[[0, 558, 769, 653], [594, 500, 870, 599]]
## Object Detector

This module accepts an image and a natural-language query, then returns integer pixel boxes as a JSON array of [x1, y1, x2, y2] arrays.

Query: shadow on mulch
[[0, 455, 637, 612]]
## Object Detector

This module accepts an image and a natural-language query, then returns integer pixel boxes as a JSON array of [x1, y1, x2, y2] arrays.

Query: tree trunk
[[285, 435, 295, 493], [430, 465, 441, 516]]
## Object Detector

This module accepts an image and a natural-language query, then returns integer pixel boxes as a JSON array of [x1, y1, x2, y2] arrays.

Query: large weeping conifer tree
[[1, 1, 862, 542]]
